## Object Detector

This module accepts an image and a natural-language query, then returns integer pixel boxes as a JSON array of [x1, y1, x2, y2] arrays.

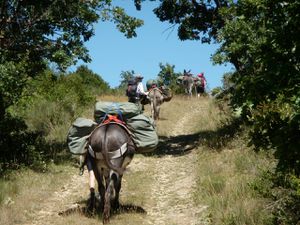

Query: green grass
[[1, 95, 277, 225], [194, 147, 274, 225]]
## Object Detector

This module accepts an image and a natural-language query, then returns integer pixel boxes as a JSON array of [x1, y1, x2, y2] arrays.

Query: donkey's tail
[[102, 125, 125, 175]]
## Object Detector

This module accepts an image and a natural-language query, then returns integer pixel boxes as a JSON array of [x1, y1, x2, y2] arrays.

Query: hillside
[[0, 96, 272, 225]]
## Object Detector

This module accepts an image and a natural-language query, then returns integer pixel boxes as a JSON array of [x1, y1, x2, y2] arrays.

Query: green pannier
[[161, 87, 173, 102], [67, 102, 158, 155], [126, 114, 158, 153], [94, 101, 142, 123], [67, 117, 97, 155]]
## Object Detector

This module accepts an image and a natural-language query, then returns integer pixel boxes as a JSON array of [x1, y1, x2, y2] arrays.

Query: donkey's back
[[88, 122, 135, 223]]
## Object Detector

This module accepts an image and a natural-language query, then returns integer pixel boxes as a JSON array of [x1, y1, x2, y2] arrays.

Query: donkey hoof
[[103, 216, 110, 224]]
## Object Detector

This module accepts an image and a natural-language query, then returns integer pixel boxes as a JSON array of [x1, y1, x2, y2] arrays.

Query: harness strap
[[88, 142, 128, 160], [88, 145, 104, 159], [108, 143, 128, 159]]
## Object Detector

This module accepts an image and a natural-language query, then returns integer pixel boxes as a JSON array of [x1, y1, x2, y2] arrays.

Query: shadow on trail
[[58, 198, 146, 219], [147, 117, 243, 157]]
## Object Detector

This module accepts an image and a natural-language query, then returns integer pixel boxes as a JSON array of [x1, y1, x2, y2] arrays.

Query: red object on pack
[[103, 115, 125, 125]]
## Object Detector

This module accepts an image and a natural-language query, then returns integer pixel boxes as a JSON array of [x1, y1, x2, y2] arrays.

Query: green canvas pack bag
[[94, 101, 142, 123], [67, 117, 97, 155], [126, 114, 158, 153]]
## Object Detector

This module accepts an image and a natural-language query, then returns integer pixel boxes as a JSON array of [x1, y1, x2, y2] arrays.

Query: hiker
[[127, 74, 148, 110], [196, 72, 207, 97], [86, 153, 96, 202], [136, 75, 149, 110], [135, 74, 148, 98], [78, 149, 96, 213]]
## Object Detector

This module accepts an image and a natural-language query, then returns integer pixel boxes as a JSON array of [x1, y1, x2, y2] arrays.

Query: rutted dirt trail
[[25, 97, 209, 225], [142, 102, 208, 225]]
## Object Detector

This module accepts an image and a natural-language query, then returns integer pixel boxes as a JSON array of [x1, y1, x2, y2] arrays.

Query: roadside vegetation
[[1, 1, 299, 224], [0, 96, 276, 225]]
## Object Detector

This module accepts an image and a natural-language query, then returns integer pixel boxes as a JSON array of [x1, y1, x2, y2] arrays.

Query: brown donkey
[[87, 122, 135, 224]]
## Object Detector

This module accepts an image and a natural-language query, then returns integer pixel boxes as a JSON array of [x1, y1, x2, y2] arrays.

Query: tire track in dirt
[[24, 98, 209, 225], [136, 101, 208, 225], [24, 172, 89, 225]]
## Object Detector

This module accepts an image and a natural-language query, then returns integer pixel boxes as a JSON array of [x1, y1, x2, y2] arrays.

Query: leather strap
[[88, 142, 127, 160]]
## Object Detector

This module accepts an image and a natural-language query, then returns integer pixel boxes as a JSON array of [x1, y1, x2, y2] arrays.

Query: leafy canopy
[[0, 0, 144, 71]]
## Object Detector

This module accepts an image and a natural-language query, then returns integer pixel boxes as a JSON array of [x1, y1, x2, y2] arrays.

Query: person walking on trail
[[136, 74, 148, 93], [196, 72, 207, 97], [127, 74, 148, 110]]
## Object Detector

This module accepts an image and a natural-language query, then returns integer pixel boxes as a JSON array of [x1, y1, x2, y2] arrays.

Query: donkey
[[182, 74, 194, 98], [87, 122, 135, 224], [148, 87, 164, 121]]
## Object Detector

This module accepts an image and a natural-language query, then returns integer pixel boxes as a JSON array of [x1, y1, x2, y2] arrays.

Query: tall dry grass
[[0, 95, 275, 225], [187, 98, 274, 225], [0, 163, 76, 225], [156, 96, 274, 224]]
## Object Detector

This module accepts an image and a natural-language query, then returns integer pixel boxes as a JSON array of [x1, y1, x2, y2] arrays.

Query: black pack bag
[[126, 78, 137, 97]]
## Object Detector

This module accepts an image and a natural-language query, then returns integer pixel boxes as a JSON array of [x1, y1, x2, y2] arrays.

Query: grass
[[194, 143, 275, 225], [154, 96, 275, 224], [0, 162, 77, 225], [0, 95, 276, 225]]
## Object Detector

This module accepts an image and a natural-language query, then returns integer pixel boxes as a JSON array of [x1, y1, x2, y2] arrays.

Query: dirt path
[[24, 171, 89, 225], [25, 98, 209, 225], [140, 102, 208, 225]]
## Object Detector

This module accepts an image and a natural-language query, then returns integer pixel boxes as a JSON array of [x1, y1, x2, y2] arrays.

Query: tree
[[135, 0, 230, 41], [0, 0, 143, 117], [156, 62, 182, 93], [213, 0, 300, 175], [118, 70, 135, 89], [1, 1, 143, 69], [73, 65, 110, 95], [136, 0, 300, 174], [136, 1, 300, 223], [0, 0, 143, 171]]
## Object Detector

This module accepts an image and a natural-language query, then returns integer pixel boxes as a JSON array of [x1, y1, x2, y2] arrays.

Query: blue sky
[[72, 1, 233, 90]]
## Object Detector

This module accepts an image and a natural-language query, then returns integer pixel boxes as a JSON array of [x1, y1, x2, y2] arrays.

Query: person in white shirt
[[134, 74, 148, 110], [136, 75, 148, 96]]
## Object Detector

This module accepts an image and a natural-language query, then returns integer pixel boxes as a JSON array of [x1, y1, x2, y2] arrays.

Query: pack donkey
[[182, 70, 194, 98], [148, 87, 164, 121], [87, 121, 135, 224]]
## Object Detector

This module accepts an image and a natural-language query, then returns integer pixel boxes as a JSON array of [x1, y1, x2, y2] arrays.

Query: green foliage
[[0, 0, 143, 132], [253, 171, 300, 225], [156, 62, 183, 94], [1, 0, 144, 70], [211, 87, 222, 97], [17, 67, 108, 133], [1, 66, 111, 173], [111, 6, 144, 38], [113, 70, 135, 95], [71, 65, 110, 96], [0, 0, 144, 174], [147, 1, 300, 223], [211, 1, 300, 223], [249, 94, 300, 175], [212, 0, 300, 175], [0, 62, 28, 114], [152, 0, 229, 43], [0, 113, 43, 173]]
